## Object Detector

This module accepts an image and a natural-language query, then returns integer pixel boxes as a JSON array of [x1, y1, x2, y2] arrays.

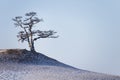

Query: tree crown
[[13, 12, 58, 52]]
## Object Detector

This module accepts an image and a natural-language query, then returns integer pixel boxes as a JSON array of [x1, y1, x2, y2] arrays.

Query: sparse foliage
[[13, 12, 58, 52]]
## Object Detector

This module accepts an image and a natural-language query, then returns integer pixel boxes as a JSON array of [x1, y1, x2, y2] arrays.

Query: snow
[[0, 49, 120, 80], [0, 63, 119, 80]]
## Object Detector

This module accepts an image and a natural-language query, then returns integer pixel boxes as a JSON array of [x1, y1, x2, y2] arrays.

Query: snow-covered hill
[[0, 49, 120, 80]]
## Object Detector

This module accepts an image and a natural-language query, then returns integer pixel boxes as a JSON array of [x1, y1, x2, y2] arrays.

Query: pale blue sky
[[0, 0, 120, 75]]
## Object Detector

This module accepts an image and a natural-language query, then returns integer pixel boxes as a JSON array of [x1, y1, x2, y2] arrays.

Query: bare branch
[[13, 12, 58, 52], [33, 30, 58, 41]]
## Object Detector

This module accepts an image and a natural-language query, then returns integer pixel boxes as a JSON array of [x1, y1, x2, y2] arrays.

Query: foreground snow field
[[0, 49, 120, 80], [0, 63, 120, 80]]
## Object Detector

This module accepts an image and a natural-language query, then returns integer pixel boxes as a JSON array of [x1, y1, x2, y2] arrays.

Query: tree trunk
[[30, 41, 35, 52], [29, 26, 36, 53]]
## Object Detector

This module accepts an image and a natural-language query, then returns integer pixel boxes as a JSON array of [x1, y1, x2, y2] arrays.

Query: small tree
[[13, 12, 58, 52]]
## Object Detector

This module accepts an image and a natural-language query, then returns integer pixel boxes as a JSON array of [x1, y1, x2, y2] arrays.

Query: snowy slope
[[0, 49, 120, 80]]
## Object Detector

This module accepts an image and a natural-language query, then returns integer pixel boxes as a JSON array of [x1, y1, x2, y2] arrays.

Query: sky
[[0, 0, 120, 75]]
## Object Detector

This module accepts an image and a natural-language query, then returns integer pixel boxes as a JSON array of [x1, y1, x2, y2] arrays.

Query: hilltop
[[0, 49, 75, 68], [0, 49, 120, 80]]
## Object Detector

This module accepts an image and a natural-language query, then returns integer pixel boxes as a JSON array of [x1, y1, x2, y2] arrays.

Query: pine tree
[[13, 12, 58, 52]]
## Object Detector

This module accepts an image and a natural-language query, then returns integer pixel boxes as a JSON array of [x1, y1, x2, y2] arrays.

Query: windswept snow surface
[[0, 63, 119, 80], [0, 63, 120, 80], [0, 49, 120, 80]]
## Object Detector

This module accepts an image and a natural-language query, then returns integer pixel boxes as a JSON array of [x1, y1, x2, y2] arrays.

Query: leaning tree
[[13, 12, 58, 52]]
